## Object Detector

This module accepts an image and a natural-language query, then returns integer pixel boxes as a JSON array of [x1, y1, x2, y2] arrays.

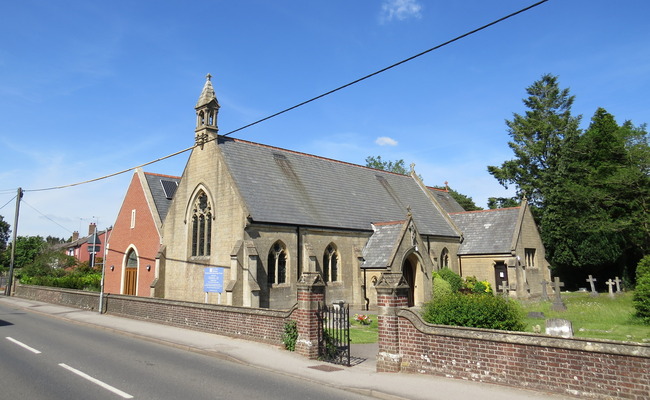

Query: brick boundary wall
[[393, 309, 650, 400], [14, 284, 295, 346], [374, 273, 650, 400]]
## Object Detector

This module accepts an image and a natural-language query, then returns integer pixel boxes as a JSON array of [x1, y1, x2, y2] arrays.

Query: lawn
[[346, 292, 650, 344], [349, 313, 378, 344], [519, 291, 650, 343]]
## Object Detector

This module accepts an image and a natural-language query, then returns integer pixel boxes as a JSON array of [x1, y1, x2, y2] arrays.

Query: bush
[[282, 320, 298, 351], [437, 268, 463, 293], [422, 293, 525, 331], [464, 276, 493, 295], [633, 255, 650, 324], [432, 272, 452, 300]]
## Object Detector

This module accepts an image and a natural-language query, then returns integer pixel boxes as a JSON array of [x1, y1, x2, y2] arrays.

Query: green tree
[[365, 155, 409, 175], [487, 73, 581, 216], [542, 109, 649, 284], [0, 215, 10, 271], [10, 236, 46, 270], [487, 197, 519, 209]]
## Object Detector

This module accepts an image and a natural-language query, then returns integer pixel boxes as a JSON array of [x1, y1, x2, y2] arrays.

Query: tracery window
[[322, 244, 339, 282], [191, 192, 212, 257], [267, 241, 287, 285], [440, 248, 450, 269]]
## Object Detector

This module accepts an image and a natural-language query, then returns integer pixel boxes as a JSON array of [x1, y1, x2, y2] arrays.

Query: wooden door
[[124, 268, 137, 295]]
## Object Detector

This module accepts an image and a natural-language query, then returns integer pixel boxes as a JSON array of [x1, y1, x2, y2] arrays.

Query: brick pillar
[[375, 272, 409, 372], [295, 272, 325, 359]]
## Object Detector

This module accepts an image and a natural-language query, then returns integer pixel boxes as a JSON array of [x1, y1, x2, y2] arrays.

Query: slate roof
[[218, 136, 459, 237], [143, 173, 181, 221], [450, 207, 520, 255], [361, 221, 404, 269], [427, 187, 465, 213]]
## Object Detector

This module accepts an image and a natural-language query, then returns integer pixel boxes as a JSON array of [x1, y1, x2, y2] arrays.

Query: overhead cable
[[24, 0, 548, 193]]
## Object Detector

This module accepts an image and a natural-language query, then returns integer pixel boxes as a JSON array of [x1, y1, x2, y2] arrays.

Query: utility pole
[[5, 188, 23, 296]]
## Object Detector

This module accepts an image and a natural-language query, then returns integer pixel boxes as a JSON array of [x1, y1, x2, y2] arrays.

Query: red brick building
[[62, 223, 111, 268], [104, 168, 180, 296]]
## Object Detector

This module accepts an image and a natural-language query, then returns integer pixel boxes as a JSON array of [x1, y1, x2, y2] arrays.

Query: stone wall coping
[[398, 307, 650, 358], [105, 293, 296, 319], [16, 284, 295, 319]]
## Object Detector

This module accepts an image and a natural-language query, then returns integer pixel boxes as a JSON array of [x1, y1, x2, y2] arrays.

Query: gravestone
[[545, 318, 573, 338], [586, 275, 598, 297], [527, 311, 545, 319], [498, 281, 509, 297], [540, 279, 550, 301], [551, 277, 566, 311], [614, 276, 622, 293], [606, 279, 615, 298], [527, 268, 542, 297]]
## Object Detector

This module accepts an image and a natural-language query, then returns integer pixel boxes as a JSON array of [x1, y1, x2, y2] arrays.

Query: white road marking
[[59, 363, 134, 399], [6, 336, 41, 354]]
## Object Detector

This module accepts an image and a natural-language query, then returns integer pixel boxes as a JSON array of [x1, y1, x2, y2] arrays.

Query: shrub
[[633, 255, 650, 324], [437, 268, 463, 293], [432, 273, 452, 300], [422, 293, 525, 331], [282, 320, 298, 351], [464, 276, 493, 294]]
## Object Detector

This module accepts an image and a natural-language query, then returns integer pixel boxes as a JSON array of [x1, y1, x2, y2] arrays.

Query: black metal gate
[[317, 301, 350, 366]]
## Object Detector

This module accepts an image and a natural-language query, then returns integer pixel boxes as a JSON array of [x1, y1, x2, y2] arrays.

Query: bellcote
[[195, 73, 220, 147]]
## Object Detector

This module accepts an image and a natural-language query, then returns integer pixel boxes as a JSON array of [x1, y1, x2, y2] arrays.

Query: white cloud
[[375, 136, 398, 146], [380, 0, 423, 23]]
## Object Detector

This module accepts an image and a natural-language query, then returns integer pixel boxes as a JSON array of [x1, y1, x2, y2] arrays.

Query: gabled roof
[[143, 172, 181, 222], [217, 136, 459, 237], [450, 207, 520, 255], [427, 187, 465, 213], [362, 221, 404, 269]]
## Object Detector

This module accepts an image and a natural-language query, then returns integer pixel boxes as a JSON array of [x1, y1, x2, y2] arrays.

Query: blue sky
[[1, 0, 649, 238]]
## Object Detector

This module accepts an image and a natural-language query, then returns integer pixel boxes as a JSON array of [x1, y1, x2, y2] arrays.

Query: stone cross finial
[[410, 162, 415, 173], [206, 73, 212, 81]]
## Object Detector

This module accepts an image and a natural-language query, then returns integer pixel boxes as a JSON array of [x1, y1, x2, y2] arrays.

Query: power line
[[0, 195, 17, 211], [24, 0, 548, 193], [21, 199, 75, 234]]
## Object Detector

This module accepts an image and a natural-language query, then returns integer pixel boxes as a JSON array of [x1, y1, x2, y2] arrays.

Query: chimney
[[88, 223, 96, 236], [72, 231, 79, 241]]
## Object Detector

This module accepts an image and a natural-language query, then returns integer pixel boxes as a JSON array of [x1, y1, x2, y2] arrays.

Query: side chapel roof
[[217, 136, 459, 237], [450, 207, 520, 255], [143, 172, 181, 221]]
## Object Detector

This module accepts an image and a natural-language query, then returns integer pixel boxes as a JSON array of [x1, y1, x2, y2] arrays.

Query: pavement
[[0, 296, 571, 400]]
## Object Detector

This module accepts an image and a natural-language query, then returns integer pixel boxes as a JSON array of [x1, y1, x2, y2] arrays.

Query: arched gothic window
[[267, 241, 287, 285], [322, 244, 339, 282], [440, 248, 450, 269], [191, 191, 212, 257]]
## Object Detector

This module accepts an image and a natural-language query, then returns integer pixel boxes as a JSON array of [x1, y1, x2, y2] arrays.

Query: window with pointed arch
[[322, 243, 339, 282], [190, 191, 212, 257], [440, 247, 450, 269], [267, 241, 287, 285]]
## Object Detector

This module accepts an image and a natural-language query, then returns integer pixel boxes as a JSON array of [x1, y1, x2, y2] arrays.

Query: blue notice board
[[204, 267, 224, 293]]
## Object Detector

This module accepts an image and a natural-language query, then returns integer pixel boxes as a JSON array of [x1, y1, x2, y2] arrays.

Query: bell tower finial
[[195, 73, 220, 148]]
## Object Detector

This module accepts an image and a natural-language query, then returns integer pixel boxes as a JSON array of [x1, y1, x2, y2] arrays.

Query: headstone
[[606, 279, 615, 298], [527, 311, 545, 319], [614, 276, 622, 293], [551, 276, 567, 311], [498, 281, 509, 297], [586, 275, 598, 297], [545, 318, 573, 338], [540, 279, 550, 301]]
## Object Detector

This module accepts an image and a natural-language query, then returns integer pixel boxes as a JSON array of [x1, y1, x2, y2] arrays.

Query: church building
[[153, 75, 466, 309]]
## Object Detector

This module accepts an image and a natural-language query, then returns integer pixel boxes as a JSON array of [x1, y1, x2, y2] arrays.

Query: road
[[0, 302, 370, 400]]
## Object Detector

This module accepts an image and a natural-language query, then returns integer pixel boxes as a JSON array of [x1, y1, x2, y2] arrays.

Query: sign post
[[204, 267, 224, 304]]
